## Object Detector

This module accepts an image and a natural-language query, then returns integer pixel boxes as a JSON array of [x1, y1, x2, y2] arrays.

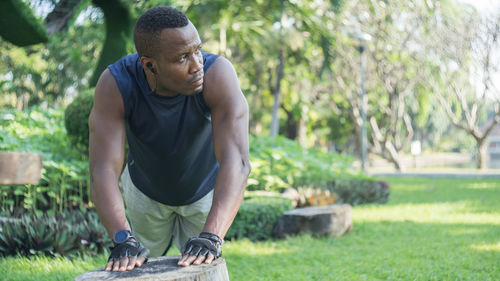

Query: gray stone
[[273, 204, 352, 238], [74, 255, 230, 281], [0, 152, 42, 185]]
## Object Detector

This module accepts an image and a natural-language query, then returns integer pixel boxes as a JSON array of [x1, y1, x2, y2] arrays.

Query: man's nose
[[189, 53, 203, 74]]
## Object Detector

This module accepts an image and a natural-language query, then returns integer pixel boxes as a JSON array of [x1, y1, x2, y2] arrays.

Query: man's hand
[[178, 232, 223, 267], [106, 241, 150, 272]]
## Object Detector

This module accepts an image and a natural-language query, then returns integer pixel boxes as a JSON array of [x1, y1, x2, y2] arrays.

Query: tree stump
[[74, 255, 230, 281], [0, 152, 42, 185], [273, 204, 352, 238]]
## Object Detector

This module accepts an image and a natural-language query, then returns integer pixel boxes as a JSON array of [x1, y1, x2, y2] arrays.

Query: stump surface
[[0, 152, 42, 185], [273, 204, 352, 238], [74, 255, 230, 281]]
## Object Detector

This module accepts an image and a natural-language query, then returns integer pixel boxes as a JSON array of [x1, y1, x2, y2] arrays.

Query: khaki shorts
[[121, 165, 214, 257]]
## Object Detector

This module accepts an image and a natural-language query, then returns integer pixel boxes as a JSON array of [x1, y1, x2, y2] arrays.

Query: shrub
[[0, 210, 112, 257], [0, 107, 89, 213], [248, 135, 357, 192], [226, 196, 293, 241], [326, 178, 390, 206], [64, 88, 94, 154]]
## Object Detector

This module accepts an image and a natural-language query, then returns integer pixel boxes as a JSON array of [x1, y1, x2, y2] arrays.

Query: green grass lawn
[[1, 177, 499, 280]]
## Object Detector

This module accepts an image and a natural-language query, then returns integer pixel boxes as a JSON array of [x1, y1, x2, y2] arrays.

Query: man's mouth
[[191, 73, 204, 86]]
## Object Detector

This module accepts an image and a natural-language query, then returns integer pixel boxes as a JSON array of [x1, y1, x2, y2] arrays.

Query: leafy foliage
[[226, 196, 293, 241], [0, 107, 89, 213], [89, 0, 135, 86], [0, 7, 104, 109], [0, 0, 48, 46], [0, 210, 111, 257], [64, 88, 94, 153], [248, 135, 358, 191], [326, 178, 390, 206], [0, 0, 489, 158]]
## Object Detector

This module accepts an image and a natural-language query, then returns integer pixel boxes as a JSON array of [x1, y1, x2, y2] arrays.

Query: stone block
[[273, 204, 352, 238], [0, 152, 42, 185]]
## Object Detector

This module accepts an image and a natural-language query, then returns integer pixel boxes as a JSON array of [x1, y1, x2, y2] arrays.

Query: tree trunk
[[477, 139, 488, 169], [284, 109, 298, 140], [45, 0, 85, 35], [270, 47, 285, 137], [89, 0, 133, 87], [219, 25, 227, 56], [385, 141, 404, 172], [297, 117, 307, 146]]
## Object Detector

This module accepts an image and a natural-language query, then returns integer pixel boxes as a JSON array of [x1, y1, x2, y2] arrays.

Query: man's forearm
[[90, 167, 131, 238], [202, 158, 250, 238]]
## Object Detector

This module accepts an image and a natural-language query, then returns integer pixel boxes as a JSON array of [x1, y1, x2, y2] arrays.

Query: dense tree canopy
[[1, 0, 497, 170]]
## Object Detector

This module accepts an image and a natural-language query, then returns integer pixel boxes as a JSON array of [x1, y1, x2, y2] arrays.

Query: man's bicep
[[89, 69, 126, 176], [212, 95, 249, 161], [204, 58, 249, 161], [89, 109, 126, 170]]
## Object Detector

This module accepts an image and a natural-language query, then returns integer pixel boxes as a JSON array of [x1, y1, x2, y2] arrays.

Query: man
[[88, 6, 250, 272]]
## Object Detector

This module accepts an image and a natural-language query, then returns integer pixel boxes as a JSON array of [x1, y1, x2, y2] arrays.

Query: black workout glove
[[108, 241, 150, 262], [181, 232, 223, 258]]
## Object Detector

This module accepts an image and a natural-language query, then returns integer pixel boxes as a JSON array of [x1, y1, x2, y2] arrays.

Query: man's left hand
[[177, 232, 223, 266]]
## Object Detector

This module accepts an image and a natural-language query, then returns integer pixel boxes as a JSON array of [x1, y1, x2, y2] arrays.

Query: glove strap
[[108, 241, 150, 262], [199, 232, 224, 245]]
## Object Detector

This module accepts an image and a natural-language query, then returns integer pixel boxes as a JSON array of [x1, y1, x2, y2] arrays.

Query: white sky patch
[[458, 0, 499, 12], [458, 0, 500, 100]]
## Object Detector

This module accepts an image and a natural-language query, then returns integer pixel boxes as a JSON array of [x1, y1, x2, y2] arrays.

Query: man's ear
[[147, 62, 156, 74], [140, 57, 156, 74]]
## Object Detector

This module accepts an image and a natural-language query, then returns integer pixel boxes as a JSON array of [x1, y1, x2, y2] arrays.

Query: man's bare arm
[[89, 69, 145, 271], [178, 57, 250, 266]]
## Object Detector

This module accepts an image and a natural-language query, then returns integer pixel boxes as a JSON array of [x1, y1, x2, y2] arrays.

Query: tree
[[0, 7, 104, 109], [424, 4, 500, 169], [180, 0, 345, 141], [323, 0, 443, 170], [0, 0, 48, 46], [0, 0, 133, 108]]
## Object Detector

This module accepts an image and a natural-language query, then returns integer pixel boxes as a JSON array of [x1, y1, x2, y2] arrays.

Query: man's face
[[154, 22, 204, 96]]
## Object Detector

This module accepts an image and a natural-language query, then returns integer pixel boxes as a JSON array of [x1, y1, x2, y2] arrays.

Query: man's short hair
[[134, 6, 189, 58]]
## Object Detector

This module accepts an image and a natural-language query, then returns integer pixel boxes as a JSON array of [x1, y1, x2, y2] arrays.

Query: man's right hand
[[106, 241, 150, 272]]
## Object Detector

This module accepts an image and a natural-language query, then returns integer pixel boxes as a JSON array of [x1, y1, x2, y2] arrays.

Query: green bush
[[248, 135, 358, 192], [226, 196, 293, 241], [0, 0, 49, 46], [0, 210, 111, 257], [64, 88, 94, 154], [326, 178, 390, 206], [0, 108, 89, 213]]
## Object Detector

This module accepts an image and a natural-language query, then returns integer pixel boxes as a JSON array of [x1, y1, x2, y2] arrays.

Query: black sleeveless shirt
[[108, 52, 219, 206]]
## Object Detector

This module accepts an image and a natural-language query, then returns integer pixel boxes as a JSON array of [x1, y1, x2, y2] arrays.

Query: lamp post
[[349, 32, 372, 172]]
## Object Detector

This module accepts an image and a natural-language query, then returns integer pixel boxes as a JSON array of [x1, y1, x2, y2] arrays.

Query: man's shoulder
[[202, 51, 220, 73], [105, 53, 145, 115], [107, 53, 143, 90], [202, 55, 242, 109], [109, 53, 140, 72], [204, 55, 236, 78]]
